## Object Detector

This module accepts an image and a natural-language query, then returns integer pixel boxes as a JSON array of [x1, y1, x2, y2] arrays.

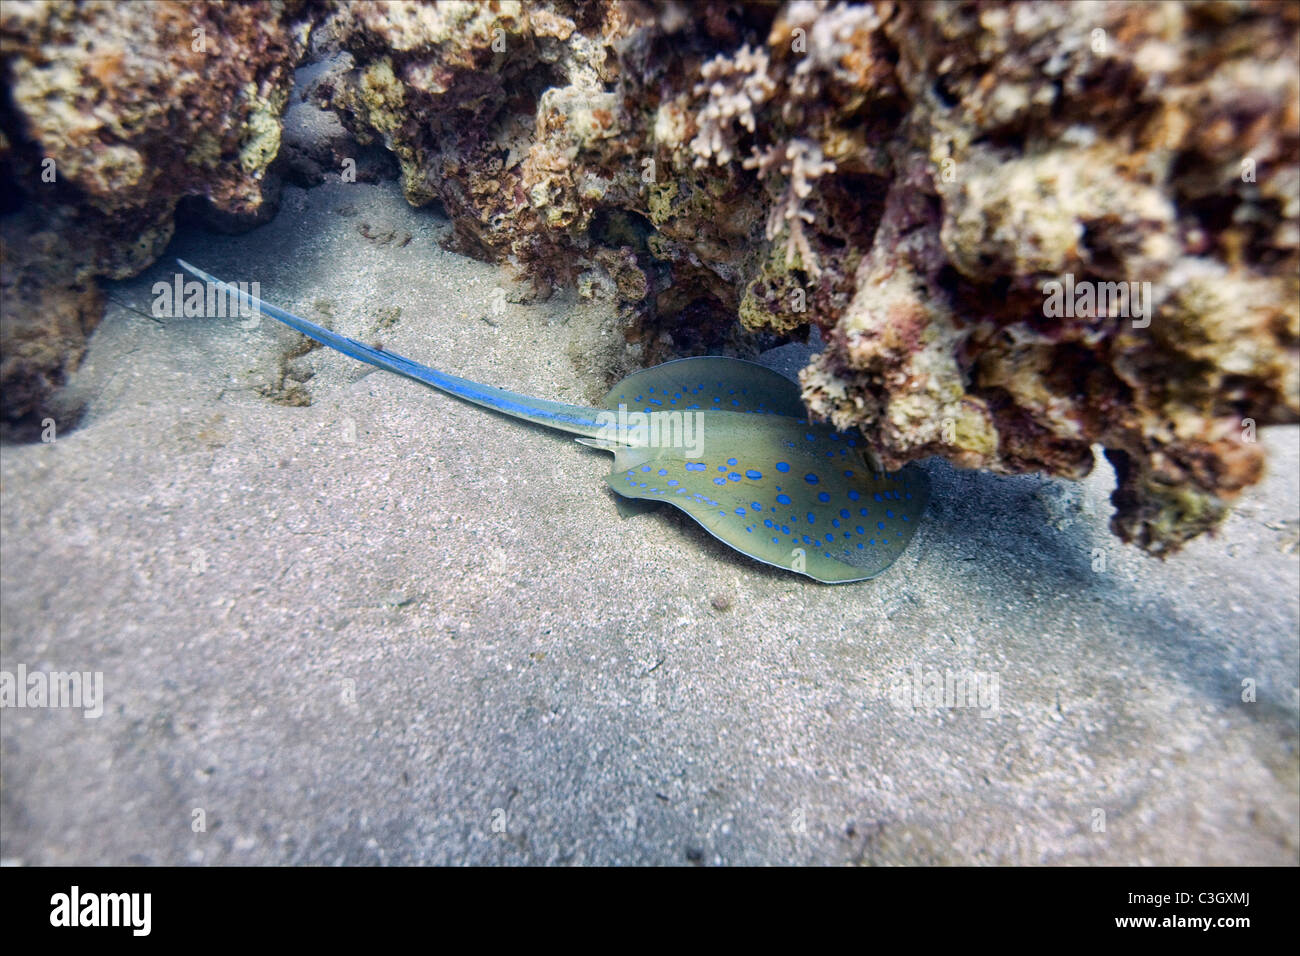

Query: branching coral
[[782, 0, 884, 108], [745, 139, 836, 277], [690, 44, 775, 168]]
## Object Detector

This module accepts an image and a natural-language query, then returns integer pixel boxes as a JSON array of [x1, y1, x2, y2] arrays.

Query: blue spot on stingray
[[746, 469, 762, 480], [839, 509, 850, 519], [713, 477, 727, 486], [635, 395, 642, 402], [650, 399, 662, 405], [776, 494, 791, 505], [641, 465, 651, 472], [772, 537, 779, 543], [764, 518, 773, 528], [848, 490, 860, 501], [886, 509, 894, 518], [658, 469, 668, 476], [825, 532, 834, 541], [718, 465, 727, 472], [829, 433, 839, 441], [781, 525, 791, 535], [726, 457, 738, 466], [870, 539, 876, 545], [731, 399, 739, 406], [860, 508, 869, 517], [874, 493, 883, 502], [857, 543, 864, 549], [856, 526, 865, 535], [752, 501, 763, 511], [813, 540, 821, 548], [848, 438, 857, 447], [735, 508, 746, 516], [805, 473, 820, 484], [807, 513, 816, 524], [685, 462, 706, 471], [728, 473, 741, 482], [712, 397, 720, 403], [806, 433, 815, 441], [877, 521, 885, 530], [844, 470, 854, 478], [905, 492, 913, 500], [832, 519, 840, 528], [802, 535, 811, 544], [902, 515, 910, 521], [776, 462, 790, 473], [817, 492, 830, 503]]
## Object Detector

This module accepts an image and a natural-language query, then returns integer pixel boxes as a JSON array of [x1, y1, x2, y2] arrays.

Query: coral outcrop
[[313, 0, 1297, 552], [0, 0, 312, 438]]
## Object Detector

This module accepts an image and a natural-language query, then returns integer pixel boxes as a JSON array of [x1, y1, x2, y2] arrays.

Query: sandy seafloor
[[1, 178, 1297, 865]]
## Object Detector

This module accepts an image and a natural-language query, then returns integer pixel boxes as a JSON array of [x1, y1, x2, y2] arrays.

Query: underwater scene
[[0, 0, 1297, 871]]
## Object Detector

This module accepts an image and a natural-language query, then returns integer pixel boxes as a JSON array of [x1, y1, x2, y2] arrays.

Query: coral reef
[[797, 0, 1300, 553], [0, 0, 312, 438], [1, 0, 1295, 551], [312, 0, 1296, 551]]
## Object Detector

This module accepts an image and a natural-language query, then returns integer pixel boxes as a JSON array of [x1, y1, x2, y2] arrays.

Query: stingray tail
[[174, 259, 611, 439], [176, 259, 451, 386]]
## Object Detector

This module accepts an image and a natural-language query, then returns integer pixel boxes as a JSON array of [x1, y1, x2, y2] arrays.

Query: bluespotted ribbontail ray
[[176, 259, 928, 582]]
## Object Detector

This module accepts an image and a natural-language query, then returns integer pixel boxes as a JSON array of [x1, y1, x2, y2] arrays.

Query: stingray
[[177, 260, 928, 582]]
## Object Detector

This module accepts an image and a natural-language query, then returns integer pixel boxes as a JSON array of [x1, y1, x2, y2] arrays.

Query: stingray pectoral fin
[[603, 356, 807, 417], [574, 439, 664, 518], [608, 492, 662, 519], [607, 449, 928, 584]]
